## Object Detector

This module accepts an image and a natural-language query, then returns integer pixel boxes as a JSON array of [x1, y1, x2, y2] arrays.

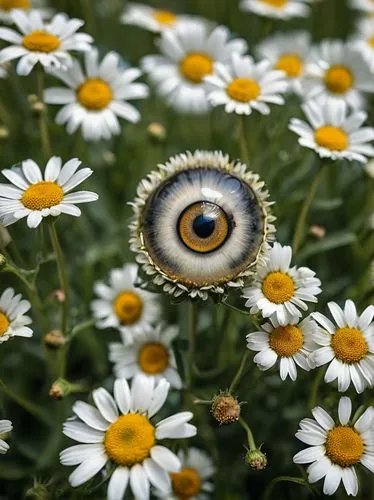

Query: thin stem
[[37, 66, 51, 160], [292, 165, 325, 254], [262, 476, 308, 500], [48, 222, 69, 336], [238, 115, 250, 166], [186, 302, 198, 389], [229, 350, 250, 393], [239, 416, 256, 450], [308, 367, 324, 409]]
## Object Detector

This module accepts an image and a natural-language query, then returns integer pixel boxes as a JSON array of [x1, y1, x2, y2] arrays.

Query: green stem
[[229, 350, 250, 393], [239, 416, 256, 450], [186, 302, 198, 389], [36, 66, 51, 160], [239, 115, 250, 166], [308, 367, 324, 409], [262, 476, 308, 500]]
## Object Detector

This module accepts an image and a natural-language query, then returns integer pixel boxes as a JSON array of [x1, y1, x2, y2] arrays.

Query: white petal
[[107, 467, 130, 500], [338, 397, 352, 425]]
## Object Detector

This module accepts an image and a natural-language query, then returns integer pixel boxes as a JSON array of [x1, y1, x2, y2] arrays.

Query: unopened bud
[[0, 126, 9, 140], [211, 392, 241, 425], [50, 289, 65, 303], [49, 378, 71, 400], [0, 253, 7, 271], [103, 150, 116, 166], [44, 330, 66, 349], [246, 448, 267, 471], [31, 101, 45, 114], [27, 94, 38, 106], [147, 122, 167, 142], [309, 225, 326, 239], [0, 226, 11, 247]]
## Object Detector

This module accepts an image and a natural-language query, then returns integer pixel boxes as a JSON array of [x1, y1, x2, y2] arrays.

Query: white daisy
[[0, 156, 98, 229], [109, 324, 182, 389], [239, 0, 311, 19], [0, 0, 51, 23], [44, 48, 149, 142], [294, 397, 374, 496], [255, 31, 311, 94], [302, 40, 374, 109], [349, 0, 374, 12], [60, 375, 197, 499], [310, 300, 374, 393], [0, 287, 33, 343], [204, 53, 287, 116], [351, 19, 374, 69], [246, 316, 316, 381], [0, 419, 12, 454], [154, 447, 215, 499], [289, 98, 374, 163], [142, 22, 247, 114], [242, 242, 322, 324], [0, 10, 93, 76], [91, 264, 161, 345], [121, 3, 198, 33]]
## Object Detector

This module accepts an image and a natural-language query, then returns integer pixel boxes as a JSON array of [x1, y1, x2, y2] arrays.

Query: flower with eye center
[[113, 291, 143, 325], [331, 327, 368, 364], [180, 53, 214, 84], [104, 413, 155, 466], [138, 342, 169, 374], [21, 181, 64, 211], [0, 312, 10, 337], [269, 325, 304, 357], [261, 0, 287, 7], [262, 272, 295, 304], [22, 31, 61, 53], [326, 426, 364, 467], [275, 54, 303, 78], [314, 126, 348, 151], [153, 9, 177, 25], [226, 78, 260, 102], [171, 467, 202, 499], [324, 65, 354, 95], [77, 79, 113, 111], [0, 0, 29, 10]]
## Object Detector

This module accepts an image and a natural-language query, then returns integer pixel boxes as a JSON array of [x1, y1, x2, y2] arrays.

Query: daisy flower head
[[289, 98, 374, 163], [310, 300, 374, 393], [294, 396, 374, 496], [246, 315, 316, 381], [0, 0, 51, 23], [0, 10, 93, 76], [91, 264, 161, 345], [109, 324, 182, 389], [0, 156, 98, 229], [351, 19, 374, 68], [242, 242, 322, 324], [255, 31, 311, 94], [239, 0, 311, 20], [0, 288, 33, 343], [204, 53, 287, 116], [154, 447, 215, 499], [60, 375, 197, 498], [141, 21, 247, 114], [0, 420, 12, 454], [349, 0, 374, 12], [302, 40, 374, 109], [44, 49, 149, 142]]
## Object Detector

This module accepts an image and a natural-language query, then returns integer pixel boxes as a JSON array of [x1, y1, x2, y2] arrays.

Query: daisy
[[44, 49, 149, 142], [91, 264, 161, 345], [60, 375, 197, 499], [0, 156, 98, 229], [142, 22, 247, 114], [0, 0, 51, 23], [349, 0, 374, 12], [242, 242, 322, 324], [239, 0, 311, 19], [109, 324, 182, 389], [154, 448, 215, 499], [294, 397, 374, 496], [302, 40, 374, 109], [289, 98, 374, 163], [255, 31, 311, 94], [351, 19, 374, 68], [0, 10, 93, 76], [0, 287, 33, 343], [204, 53, 287, 116], [0, 420, 12, 454], [246, 316, 316, 381], [310, 300, 374, 393], [121, 3, 197, 33]]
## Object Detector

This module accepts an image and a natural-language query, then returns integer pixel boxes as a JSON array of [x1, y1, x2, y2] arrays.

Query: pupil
[[193, 214, 216, 238]]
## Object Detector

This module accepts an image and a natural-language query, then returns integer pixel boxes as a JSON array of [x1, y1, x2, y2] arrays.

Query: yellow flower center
[[77, 79, 113, 111], [21, 181, 64, 211], [262, 271, 295, 304], [268, 325, 304, 357], [261, 0, 287, 7], [171, 467, 202, 499], [324, 65, 354, 95], [180, 53, 214, 84], [22, 31, 61, 53], [226, 78, 260, 102], [104, 413, 155, 466], [0, 0, 29, 10], [275, 54, 303, 78], [113, 291, 143, 326], [153, 9, 177, 25], [314, 126, 348, 151], [326, 426, 364, 467], [331, 327, 368, 364], [0, 311, 10, 337], [138, 342, 169, 374], [369, 37, 374, 48]]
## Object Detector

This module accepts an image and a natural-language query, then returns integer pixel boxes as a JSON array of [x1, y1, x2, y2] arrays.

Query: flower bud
[[50, 289, 65, 303], [245, 448, 267, 471], [147, 122, 167, 142], [211, 392, 241, 425], [309, 225, 326, 239], [49, 378, 71, 400], [0, 253, 7, 271], [44, 330, 66, 350], [0, 126, 9, 140]]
